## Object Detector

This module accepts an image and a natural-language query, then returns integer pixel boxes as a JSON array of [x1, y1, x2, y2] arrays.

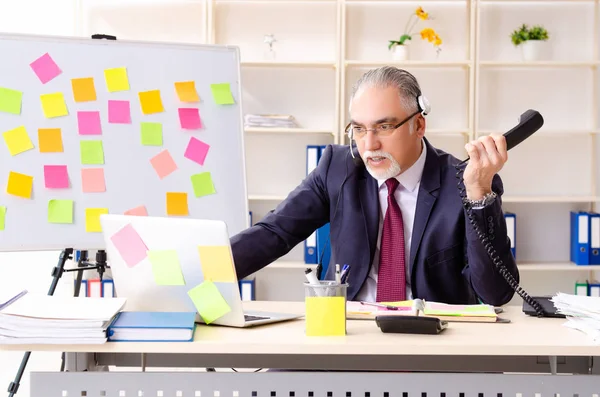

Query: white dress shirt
[[355, 140, 427, 302]]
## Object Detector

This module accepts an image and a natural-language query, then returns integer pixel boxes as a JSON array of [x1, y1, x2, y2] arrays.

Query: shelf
[[216, 0, 335, 3], [479, 61, 597, 68], [267, 261, 317, 269], [480, 0, 593, 3], [346, 60, 471, 68], [242, 61, 336, 68], [245, 128, 335, 135], [426, 129, 470, 136], [518, 263, 599, 271], [502, 196, 600, 203], [248, 195, 287, 201], [346, 0, 469, 3], [478, 130, 599, 136]]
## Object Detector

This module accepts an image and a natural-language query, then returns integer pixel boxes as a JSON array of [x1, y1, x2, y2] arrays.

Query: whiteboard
[[0, 33, 249, 251]]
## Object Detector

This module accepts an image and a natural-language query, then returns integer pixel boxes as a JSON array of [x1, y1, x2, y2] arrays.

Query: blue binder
[[304, 145, 321, 264], [239, 279, 255, 301], [589, 212, 600, 265], [504, 212, 516, 259], [570, 211, 590, 265]]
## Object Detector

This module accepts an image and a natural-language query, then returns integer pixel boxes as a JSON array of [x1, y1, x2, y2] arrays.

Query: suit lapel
[[358, 167, 379, 270]]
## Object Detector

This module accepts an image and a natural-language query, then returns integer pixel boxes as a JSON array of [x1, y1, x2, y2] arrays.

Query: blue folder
[[107, 311, 196, 342]]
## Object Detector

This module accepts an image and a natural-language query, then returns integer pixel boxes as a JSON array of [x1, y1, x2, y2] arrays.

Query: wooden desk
[[2, 301, 600, 397]]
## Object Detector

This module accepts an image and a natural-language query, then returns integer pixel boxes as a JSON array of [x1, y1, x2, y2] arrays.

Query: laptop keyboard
[[244, 314, 270, 322]]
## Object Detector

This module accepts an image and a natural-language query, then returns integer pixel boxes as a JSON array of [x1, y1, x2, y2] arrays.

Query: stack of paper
[[0, 289, 126, 344], [551, 292, 600, 342], [244, 114, 300, 129]]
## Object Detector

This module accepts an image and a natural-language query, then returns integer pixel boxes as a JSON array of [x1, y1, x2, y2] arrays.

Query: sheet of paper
[[77, 111, 102, 135], [104, 67, 130, 92], [6, 171, 33, 199], [3, 126, 34, 156], [306, 296, 346, 336], [80, 140, 104, 165], [40, 92, 68, 118], [30, 53, 62, 84], [197, 245, 235, 282], [38, 128, 63, 153], [187, 281, 231, 324], [210, 83, 235, 105], [150, 149, 177, 179], [178, 108, 202, 130], [108, 100, 131, 124], [175, 81, 200, 102], [124, 205, 148, 216], [47, 199, 73, 224], [0, 87, 22, 115], [85, 208, 108, 232], [141, 122, 162, 146], [138, 90, 164, 115], [0, 206, 5, 230], [184, 137, 210, 166], [44, 165, 69, 189], [191, 172, 216, 198], [110, 223, 148, 267], [166, 192, 188, 216], [71, 77, 97, 102], [81, 168, 106, 193], [148, 249, 186, 286]]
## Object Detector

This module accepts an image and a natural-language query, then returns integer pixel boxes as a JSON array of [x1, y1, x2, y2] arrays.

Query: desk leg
[[549, 356, 557, 375], [64, 353, 107, 372]]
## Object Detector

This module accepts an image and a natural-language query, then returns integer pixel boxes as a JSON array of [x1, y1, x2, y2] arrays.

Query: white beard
[[362, 150, 402, 180]]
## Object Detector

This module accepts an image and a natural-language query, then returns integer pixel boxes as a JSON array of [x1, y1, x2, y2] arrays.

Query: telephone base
[[522, 296, 565, 318]]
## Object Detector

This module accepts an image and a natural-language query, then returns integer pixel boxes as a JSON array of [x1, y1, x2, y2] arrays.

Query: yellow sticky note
[[71, 77, 97, 102], [187, 280, 231, 324], [138, 90, 164, 115], [3, 126, 34, 156], [104, 67, 129, 92], [175, 81, 200, 102], [40, 92, 68, 118], [0, 206, 6, 230], [305, 296, 346, 336], [197, 245, 235, 282], [85, 208, 108, 232], [38, 128, 63, 153], [6, 171, 33, 199], [48, 199, 73, 224], [148, 249, 186, 286], [166, 192, 188, 216]]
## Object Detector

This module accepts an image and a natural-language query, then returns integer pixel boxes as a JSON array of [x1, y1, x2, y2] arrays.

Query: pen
[[335, 264, 341, 284], [340, 264, 351, 284], [359, 301, 403, 311]]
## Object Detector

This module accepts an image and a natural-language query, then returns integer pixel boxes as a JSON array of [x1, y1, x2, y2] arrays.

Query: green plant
[[510, 24, 549, 46]]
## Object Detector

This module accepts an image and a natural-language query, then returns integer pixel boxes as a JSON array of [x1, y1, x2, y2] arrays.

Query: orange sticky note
[[85, 208, 108, 232], [150, 149, 177, 179], [125, 205, 148, 216], [138, 90, 164, 115], [7, 171, 33, 199], [166, 192, 188, 216], [38, 128, 63, 153], [3, 126, 34, 156], [175, 81, 200, 102], [71, 77, 97, 102]]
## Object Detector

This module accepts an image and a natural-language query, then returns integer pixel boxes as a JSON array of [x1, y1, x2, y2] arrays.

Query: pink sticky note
[[184, 137, 210, 166], [110, 224, 148, 267], [30, 53, 62, 84], [108, 100, 131, 124], [81, 168, 106, 193], [125, 205, 148, 216], [150, 149, 178, 179], [44, 165, 69, 188], [77, 111, 102, 135], [178, 108, 202, 130]]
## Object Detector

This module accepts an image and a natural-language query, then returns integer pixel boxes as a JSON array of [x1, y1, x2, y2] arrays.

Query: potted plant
[[388, 6, 442, 61], [510, 24, 549, 62]]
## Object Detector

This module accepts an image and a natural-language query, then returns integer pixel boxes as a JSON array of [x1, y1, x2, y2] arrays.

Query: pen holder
[[304, 281, 347, 336]]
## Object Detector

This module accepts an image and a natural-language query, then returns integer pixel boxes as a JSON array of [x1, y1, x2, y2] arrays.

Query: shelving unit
[[72, 0, 600, 302]]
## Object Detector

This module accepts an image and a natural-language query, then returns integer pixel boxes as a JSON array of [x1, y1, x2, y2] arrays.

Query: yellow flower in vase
[[416, 7, 429, 20], [387, 6, 442, 59], [420, 28, 443, 54]]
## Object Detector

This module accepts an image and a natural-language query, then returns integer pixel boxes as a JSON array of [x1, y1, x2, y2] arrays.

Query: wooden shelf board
[[241, 61, 336, 68], [248, 194, 287, 201], [479, 61, 596, 68], [502, 196, 600, 203], [245, 127, 334, 135], [267, 261, 317, 269], [477, 130, 597, 136], [346, 60, 470, 68], [518, 263, 599, 271]]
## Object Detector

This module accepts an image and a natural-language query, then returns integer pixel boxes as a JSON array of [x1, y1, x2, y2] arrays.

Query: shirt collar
[[377, 139, 427, 193]]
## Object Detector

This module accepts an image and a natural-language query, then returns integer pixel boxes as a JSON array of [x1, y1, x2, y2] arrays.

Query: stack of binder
[[570, 211, 600, 265]]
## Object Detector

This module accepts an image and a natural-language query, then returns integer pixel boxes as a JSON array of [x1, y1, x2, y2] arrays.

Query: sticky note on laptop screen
[[187, 280, 231, 324], [148, 249, 185, 286], [110, 223, 148, 267], [197, 246, 236, 282]]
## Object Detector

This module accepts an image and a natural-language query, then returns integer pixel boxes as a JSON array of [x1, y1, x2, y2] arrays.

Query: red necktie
[[376, 178, 406, 302]]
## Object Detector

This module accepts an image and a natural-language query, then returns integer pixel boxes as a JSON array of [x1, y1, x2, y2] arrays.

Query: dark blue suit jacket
[[231, 138, 519, 306]]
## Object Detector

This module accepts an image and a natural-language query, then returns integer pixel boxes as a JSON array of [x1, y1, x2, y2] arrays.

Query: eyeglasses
[[346, 110, 419, 140]]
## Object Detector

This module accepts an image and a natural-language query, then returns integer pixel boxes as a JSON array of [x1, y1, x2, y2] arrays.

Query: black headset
[[347, 94, 431, 167]]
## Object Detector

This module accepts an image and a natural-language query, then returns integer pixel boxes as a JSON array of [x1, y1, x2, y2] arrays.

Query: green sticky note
[[210, 83, 235, 105], [48, 199, 73, 224], [191, 172, 216, 197], [0, 87, 22, 115], [187, 280, 231, 324], [141, 122, 163, 146], [148, 249, 185, 286], [80, 140, 104, 164], [0, 206, 6, 230]]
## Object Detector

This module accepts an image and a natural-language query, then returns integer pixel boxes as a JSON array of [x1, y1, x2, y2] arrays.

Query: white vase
[[521, 40, 543, 62], [391, 45, 409, 61]]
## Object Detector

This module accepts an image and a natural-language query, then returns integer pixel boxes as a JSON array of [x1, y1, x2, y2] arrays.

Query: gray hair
[[349, 66, 422, 116]]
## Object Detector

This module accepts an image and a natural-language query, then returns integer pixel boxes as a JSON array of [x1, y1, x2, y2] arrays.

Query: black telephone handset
[[456, 109, 553, 317]]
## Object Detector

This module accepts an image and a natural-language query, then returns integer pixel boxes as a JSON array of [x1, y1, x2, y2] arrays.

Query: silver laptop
[[99, 214, 301, 327]]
